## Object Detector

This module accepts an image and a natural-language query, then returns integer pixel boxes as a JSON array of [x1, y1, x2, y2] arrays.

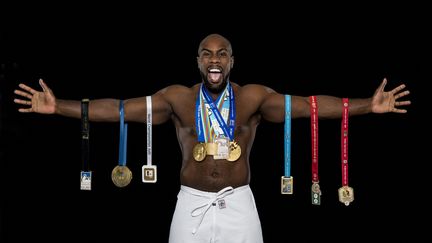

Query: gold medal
[[227, 141, 241, 162], [111, 165, 132, 187], [281, 176, 293, 194], [193, 143, 206, 162], [338, 186, 354, 206]]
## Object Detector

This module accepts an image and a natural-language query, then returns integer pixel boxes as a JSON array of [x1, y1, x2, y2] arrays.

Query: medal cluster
[[193, 141, 241, 162]]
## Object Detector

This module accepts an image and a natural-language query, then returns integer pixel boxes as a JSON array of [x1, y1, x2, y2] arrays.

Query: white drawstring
[[190, 186, 234, 234]]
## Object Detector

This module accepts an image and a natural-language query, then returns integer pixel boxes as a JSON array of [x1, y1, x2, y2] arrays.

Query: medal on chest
[[194, 83, 241, 162]]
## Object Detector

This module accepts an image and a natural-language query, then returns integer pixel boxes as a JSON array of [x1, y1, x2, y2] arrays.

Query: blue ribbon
[[284, 95, 291, 177], [195, 89, 204, 142], [196, 83, 236, 142], [119, 100, 128, 166]]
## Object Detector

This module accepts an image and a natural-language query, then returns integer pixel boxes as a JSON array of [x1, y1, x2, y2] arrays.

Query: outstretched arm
[[14, 79, 173, 124], [313, 78, 410, 118], [260, 78, 411, 122]]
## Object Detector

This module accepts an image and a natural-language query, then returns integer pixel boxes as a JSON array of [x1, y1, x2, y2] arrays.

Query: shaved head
[[198, 34, 232, 56]]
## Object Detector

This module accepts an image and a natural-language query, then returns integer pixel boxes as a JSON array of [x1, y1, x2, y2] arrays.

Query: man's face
[[197, 36, 233, 93]]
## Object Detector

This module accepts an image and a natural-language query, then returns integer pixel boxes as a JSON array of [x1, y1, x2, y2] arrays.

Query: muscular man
[[14, 33, 410, 242]]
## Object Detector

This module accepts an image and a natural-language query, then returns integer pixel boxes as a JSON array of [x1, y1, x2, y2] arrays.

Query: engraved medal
[[193, 143, 206, 162], [112, 165, 132, 188]]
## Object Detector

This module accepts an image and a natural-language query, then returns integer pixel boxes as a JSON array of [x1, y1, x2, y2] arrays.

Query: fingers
[[392, 108, 408, 114], [392, 97, 411, 113], [18, 83, 37, 94], [18, 107, 33, 113], [14, 89, 33, 99], [378, 78, 387, 92], [39, 78, 49, 92], [390, 84, 407, 95], [394, 90, 410, 99], [395, 100, 411, 106], [14, 98, 32, 106]]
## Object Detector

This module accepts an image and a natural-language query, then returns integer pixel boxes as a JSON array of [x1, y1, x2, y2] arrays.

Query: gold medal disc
[[227, 141, 241, 162], [111, 165, 132, 187], [193, 143, 206, 162], [338, 186, 354, 206]]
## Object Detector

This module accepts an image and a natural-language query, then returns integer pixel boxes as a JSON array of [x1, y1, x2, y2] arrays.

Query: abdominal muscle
[[180, 156, 250, 192]]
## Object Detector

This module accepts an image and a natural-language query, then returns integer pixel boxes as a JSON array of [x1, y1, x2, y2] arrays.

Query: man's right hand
[[14, 79, 56, 114]]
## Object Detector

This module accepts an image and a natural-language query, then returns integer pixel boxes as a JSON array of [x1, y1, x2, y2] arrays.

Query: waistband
[[180, 184, 250, 198]]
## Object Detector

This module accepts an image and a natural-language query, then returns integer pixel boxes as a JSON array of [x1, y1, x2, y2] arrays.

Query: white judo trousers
[[169, 185, 263, 243]]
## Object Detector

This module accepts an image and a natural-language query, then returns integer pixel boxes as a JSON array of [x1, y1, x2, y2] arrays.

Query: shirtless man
[[14, 33, 410, 242]]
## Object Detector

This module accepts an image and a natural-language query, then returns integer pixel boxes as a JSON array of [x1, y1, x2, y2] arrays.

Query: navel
[[211, 171, 220, 178]]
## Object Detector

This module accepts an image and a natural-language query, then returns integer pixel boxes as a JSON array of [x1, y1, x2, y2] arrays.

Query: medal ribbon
[[310, 96, 319, 183], [203, 89, 228, 141], [341, 98, 349, 186], [119, 100, 128, 166], [196, 85, 225, 142], [196, 83, 236, 142], [146, 96, 152, 166], [284, 95, 291, 177], [81, 99, 90, 171]]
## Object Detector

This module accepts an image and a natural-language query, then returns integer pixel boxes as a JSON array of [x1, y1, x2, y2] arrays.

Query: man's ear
[[197, 56, 200, 68], [230, 56, 234, 68]]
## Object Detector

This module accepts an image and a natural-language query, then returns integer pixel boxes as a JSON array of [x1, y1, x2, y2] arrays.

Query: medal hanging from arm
[[281, 95, 293, 194], [111, 100, 132, 187], [310, 96, 322, 205], [80, 99, 92, 191], [338, 98, 354, 206], [142, 96, 157, 183]]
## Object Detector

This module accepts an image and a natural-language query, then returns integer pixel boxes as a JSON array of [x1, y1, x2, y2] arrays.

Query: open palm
[[14, 79, 56, 114], [371, 78, 411, 114]]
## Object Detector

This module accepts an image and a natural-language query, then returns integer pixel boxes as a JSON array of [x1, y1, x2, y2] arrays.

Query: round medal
[[111, 165, 132, 187], [193, 143, 206, 162], [227, 141, 241, 162]]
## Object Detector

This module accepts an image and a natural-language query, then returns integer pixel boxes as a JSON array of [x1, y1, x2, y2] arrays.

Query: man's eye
[[219, 52, 228, 57]]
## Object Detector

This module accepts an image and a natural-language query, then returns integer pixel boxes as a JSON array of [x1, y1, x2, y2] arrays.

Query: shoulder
[[233, 83, 277, 98], [154, 84, 200, 105], [157, 84, 194, 94], [156, 84, 199, 97]]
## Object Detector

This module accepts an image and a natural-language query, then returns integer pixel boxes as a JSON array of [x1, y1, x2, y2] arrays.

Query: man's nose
[[209, 54, 221, 63]]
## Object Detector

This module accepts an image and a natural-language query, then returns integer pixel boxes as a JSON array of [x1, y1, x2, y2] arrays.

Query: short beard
[[200, 71, 230, 94]]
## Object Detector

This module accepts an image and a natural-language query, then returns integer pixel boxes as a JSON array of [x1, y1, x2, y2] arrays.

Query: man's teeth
[[209, 68, 221, 73]]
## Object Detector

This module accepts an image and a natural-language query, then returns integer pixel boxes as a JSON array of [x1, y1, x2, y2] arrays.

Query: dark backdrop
[[1, 3, 429, 242]]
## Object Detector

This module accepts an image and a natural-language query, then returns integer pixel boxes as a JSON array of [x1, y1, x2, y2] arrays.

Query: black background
[[1, 3, 429, 242]]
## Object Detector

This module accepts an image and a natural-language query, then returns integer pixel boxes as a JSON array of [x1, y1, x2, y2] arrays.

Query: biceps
[[124, 94, 172, 124], [291, 96, 310, 118], [152, 94, 172, 124], [260, 93, 285, 123]]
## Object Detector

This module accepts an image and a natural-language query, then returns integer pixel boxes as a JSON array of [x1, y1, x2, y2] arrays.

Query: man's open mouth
[[208, 68, 222, 83]]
